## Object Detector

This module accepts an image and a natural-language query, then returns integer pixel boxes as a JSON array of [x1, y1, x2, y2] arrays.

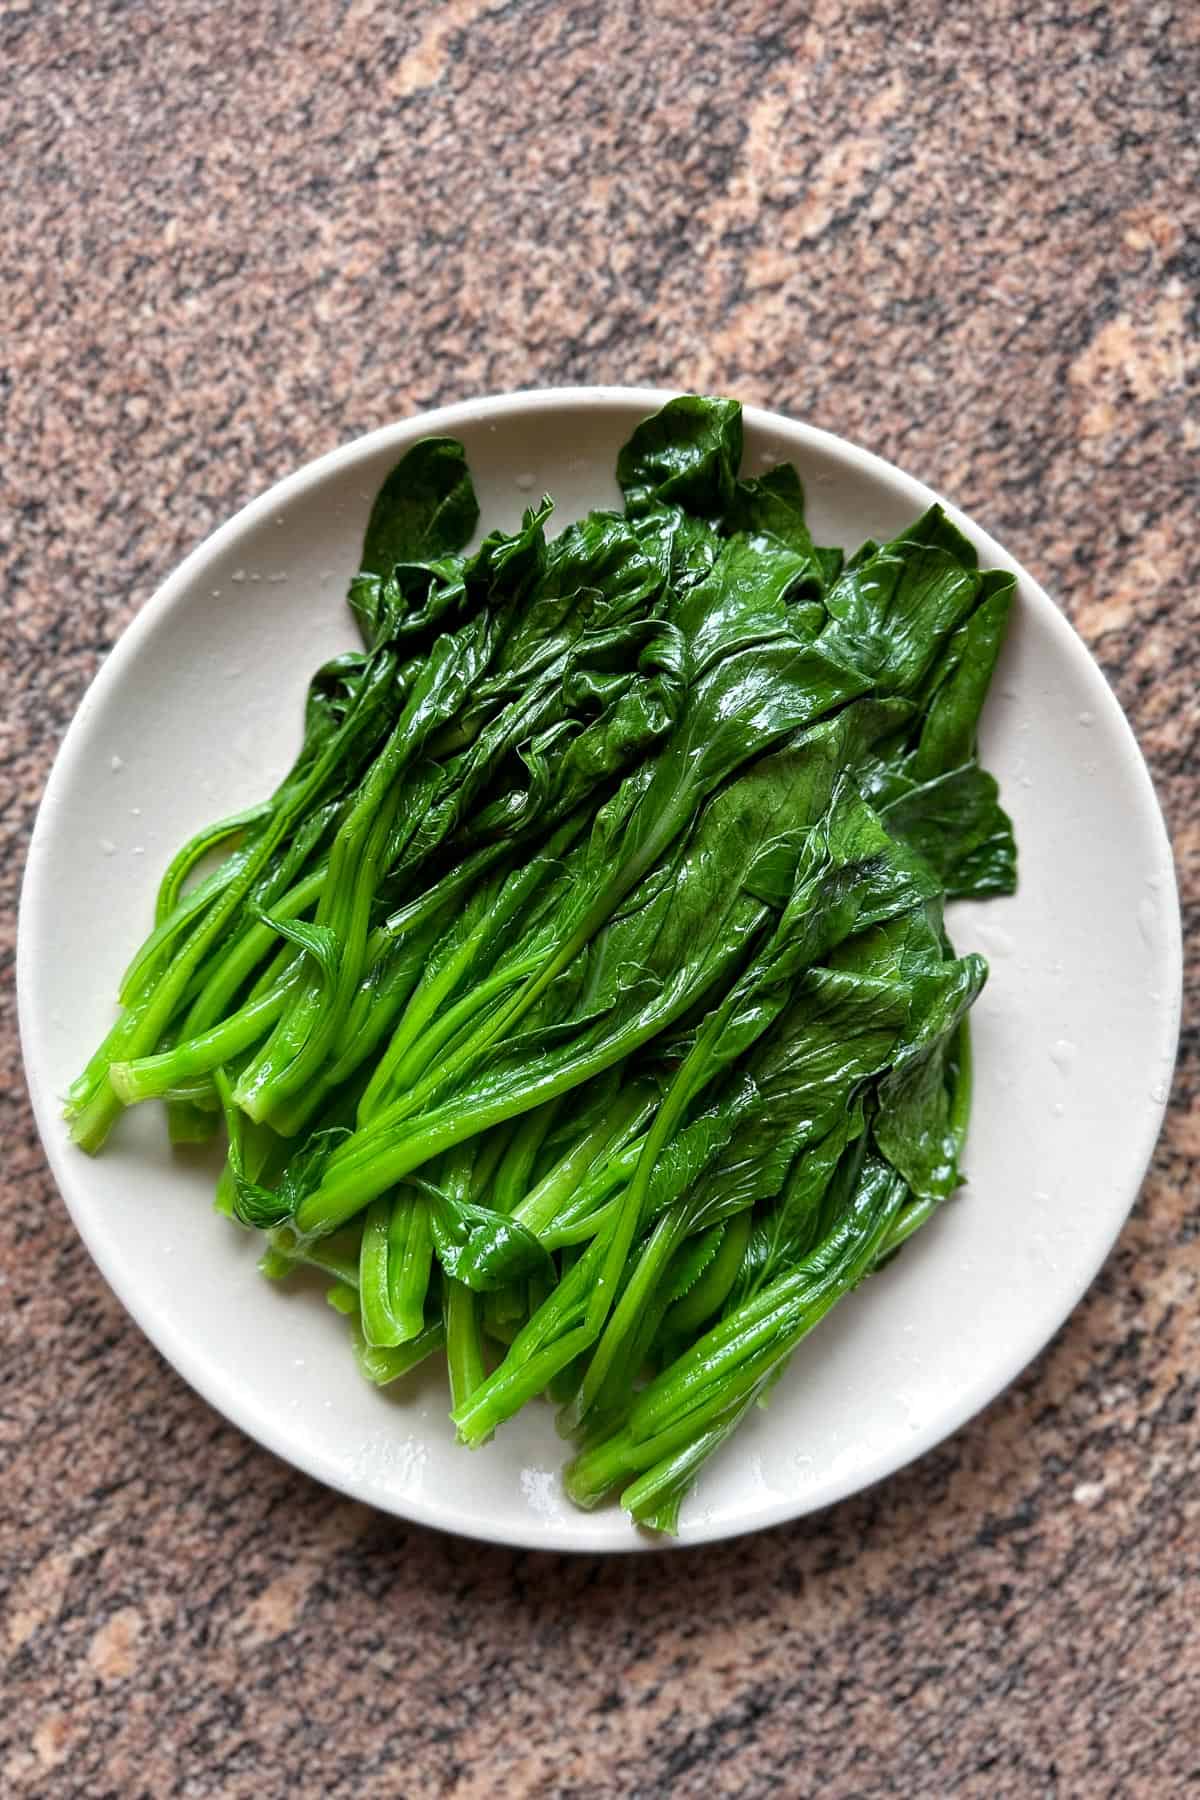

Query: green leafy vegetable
[[71, 394, 1017, 1534]]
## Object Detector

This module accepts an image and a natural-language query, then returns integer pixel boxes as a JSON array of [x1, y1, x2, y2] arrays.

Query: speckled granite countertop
[[3, 2, 1197, 1794]]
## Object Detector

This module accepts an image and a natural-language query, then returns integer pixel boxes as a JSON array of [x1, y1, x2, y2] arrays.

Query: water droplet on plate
[[1150, 1081, 1169, 1105], [110, 754, 124, 773], [515, 471, 536, 492], [1048, 1038, 1076, 1074], [99, 838, 116, 855], [231, 569, 246, 583], [1078, 710, 1095, 728]]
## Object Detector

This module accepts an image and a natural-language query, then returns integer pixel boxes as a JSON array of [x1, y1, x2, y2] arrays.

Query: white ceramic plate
[[18, 389, 1182, 1550]]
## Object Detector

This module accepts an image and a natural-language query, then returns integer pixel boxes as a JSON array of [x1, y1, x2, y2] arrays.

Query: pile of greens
[[70, 396, 1016, 1532]]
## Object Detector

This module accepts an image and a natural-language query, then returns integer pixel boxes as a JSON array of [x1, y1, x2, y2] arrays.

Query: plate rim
[[17, 385, 1184, 1551]]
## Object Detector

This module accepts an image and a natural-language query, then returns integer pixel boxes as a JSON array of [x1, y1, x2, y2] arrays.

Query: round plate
[[18, 389, 1182, 1550]]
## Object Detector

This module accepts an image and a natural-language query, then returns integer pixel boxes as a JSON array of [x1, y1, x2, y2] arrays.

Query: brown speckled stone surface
[[3, 2, 1198, 1794]]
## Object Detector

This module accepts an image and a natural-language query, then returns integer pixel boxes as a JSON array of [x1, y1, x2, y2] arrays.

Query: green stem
[[511, 1086, 653, 1236], [329, 910, 446, 1066], [371, 836, 520, 958], [354, 954, 541, 1127], [153, 801, 273, 926], [573, 1208, 688, 1424], [121, 852, 248, 1006], [620, 1383, 762, 1529], [238, 785, 401, 1121], [180, 867, 326, 1036], [109, 973, 298, 1105], [455, 1327, 595, 1448], [661, 1208, 752, 1339], [356, 838, 567, 1121], [69, 650, 396, 1150], [466, 1122, 518, 1201], [444, 1279, 486, 1413], [451, 1238, 606, 1444], [353, 1319, 445, 1386], [629, 1172, 906, 1444], [563, 1389, 748, 1510], [388, 1191, 434, 1342], [489, 1096, 563, 1215], [301, 912, 762, 1239], [359, 1196, 401, 1347], [572, 941, 769, 1417]]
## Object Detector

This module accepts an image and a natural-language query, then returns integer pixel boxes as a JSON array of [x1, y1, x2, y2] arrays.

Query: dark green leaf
[[419, 1178, 553, 1291], [873, 952, 987, 1199], [819, 514, 982, 697], [912, 572, 1015, 777], [631, 504, 722, 592], [617, 395, 743, 519], [872, 762, 1017, 900], [360, 438, 479, 580]]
